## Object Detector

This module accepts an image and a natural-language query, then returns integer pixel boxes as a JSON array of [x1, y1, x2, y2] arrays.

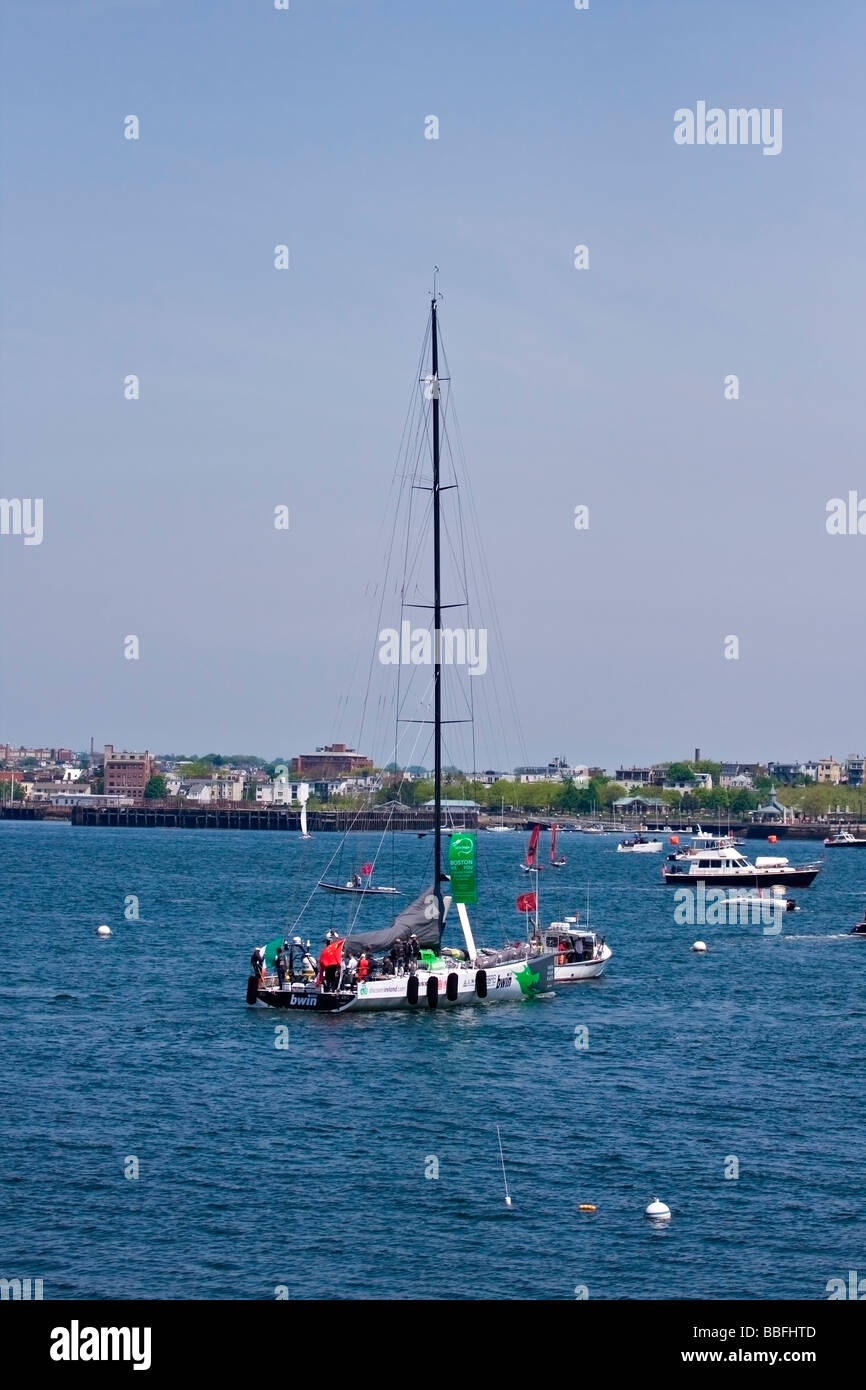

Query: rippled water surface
[[1, 822, 864, 1299]]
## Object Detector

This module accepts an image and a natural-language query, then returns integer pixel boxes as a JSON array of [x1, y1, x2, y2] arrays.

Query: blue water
[[1, 821, 864, 1300]]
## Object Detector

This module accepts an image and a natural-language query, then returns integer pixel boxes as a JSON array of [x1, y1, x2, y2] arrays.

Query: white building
[[256, 777, 309, 805]]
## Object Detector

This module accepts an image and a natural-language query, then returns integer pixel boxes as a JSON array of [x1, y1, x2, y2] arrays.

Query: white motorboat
[[539, 916, 612, 981], [710, 886, 798, 916], [824, 830, 866, 847], [317, 881, 401, 897], [617, 834, 663, 853]]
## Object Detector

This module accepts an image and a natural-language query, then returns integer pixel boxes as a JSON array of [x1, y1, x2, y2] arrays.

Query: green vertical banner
[[448, 832, 477, 905]]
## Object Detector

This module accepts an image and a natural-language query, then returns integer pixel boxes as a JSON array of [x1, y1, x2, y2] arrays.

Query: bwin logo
[[50, 1321, 152, 1371]]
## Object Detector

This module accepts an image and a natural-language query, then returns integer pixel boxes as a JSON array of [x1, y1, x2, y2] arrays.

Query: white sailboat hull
[[617, 840, 663, 853]]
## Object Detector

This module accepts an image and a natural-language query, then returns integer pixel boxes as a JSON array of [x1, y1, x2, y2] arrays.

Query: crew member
[[288, 935, 305, 980], [407, 934, 420, 964], [357, 951, 370, 982], [275, 943, 288, 988], [392, 938, 406, 975], [321, 936, 343, 992]]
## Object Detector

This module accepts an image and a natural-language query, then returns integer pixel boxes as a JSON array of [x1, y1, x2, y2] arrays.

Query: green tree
[[178, 761, 216, 778], [666, 762, 695, 784], [144, 774, 167, 800]]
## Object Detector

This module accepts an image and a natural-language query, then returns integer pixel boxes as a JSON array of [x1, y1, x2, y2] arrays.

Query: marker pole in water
[[496, 1124, 512, 1207]]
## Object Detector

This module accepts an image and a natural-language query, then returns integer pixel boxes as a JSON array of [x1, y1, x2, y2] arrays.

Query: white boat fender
[[691, 940, 708, 953], [475, 968, 488, 998], [646, 1198, 671, 1220], [426, 976, 439, 1009], [446, 972, 459, 1002], [96, 925, 111, 937], [406, 974, 420, 1006]]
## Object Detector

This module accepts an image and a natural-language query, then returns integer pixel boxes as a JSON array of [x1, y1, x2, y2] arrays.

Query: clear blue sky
[[1, 0, 863, 768]]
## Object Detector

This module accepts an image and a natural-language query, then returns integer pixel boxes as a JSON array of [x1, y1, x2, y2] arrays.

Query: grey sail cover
[[348, 887, 447, 954]]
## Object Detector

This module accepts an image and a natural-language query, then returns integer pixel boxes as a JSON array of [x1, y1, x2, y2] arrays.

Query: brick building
[[103, 744, 153, 802], [290, 744, 372, 779]]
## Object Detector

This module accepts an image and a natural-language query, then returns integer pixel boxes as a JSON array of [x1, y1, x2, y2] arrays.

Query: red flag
[[516, 892, 537, 913], [360, 863, 373, 876], [320, 938, 344, 967]]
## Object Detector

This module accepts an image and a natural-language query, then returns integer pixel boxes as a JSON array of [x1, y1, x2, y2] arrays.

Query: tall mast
[[431, 294, 443, 920]]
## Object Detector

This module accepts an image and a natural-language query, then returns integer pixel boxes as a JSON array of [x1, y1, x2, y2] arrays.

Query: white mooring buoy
[[691, 940, 707, 953], [645, 1197, 671, 1220], [96, 925, 112, 937]]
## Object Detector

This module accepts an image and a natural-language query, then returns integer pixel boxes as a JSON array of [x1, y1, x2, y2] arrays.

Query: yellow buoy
[[578, 1203, 596, 1212]]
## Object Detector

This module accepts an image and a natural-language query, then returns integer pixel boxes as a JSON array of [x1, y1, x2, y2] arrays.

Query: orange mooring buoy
[[579, 1204, 597, 1212]]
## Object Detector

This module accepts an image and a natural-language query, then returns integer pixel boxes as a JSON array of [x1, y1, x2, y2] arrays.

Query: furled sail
[[348, 887, 448, 954]]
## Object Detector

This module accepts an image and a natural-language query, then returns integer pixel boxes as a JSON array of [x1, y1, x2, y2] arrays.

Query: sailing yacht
[[245, 291, 555, 1014], [298, 783, 311, 839], [521, 824, 543, 872], [549, 823, 566, 867], [486, 796, 514, 832]]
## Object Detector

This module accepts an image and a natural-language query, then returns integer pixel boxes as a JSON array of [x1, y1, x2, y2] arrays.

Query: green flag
[[263, 936, 285, 967], [448, 832, 477, 905]]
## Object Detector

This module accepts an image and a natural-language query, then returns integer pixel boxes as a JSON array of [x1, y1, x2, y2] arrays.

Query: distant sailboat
[[521, 824, 542, 873], [298, 782, 311, 839], [549, 823, 566, 867], [487, 796, 513, 832]]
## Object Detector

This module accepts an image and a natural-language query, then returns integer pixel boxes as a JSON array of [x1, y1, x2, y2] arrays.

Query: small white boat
[[318, 880, 401, 897], [538, 916, 611, 981], [617, 835, 663, 854], [824, 830, 866, 847], [714, 887, 799, 915]]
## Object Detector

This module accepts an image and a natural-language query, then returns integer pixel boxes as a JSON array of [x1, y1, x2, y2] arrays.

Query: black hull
[[663, 868, 819, 888], [255, 986, 354, 1011]]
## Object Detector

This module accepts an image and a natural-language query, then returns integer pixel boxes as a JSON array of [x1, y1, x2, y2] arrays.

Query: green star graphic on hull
[[514, 962, 542, 996]]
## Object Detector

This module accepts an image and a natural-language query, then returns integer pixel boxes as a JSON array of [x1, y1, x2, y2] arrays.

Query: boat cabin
[[544, 925, 598, 962]]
